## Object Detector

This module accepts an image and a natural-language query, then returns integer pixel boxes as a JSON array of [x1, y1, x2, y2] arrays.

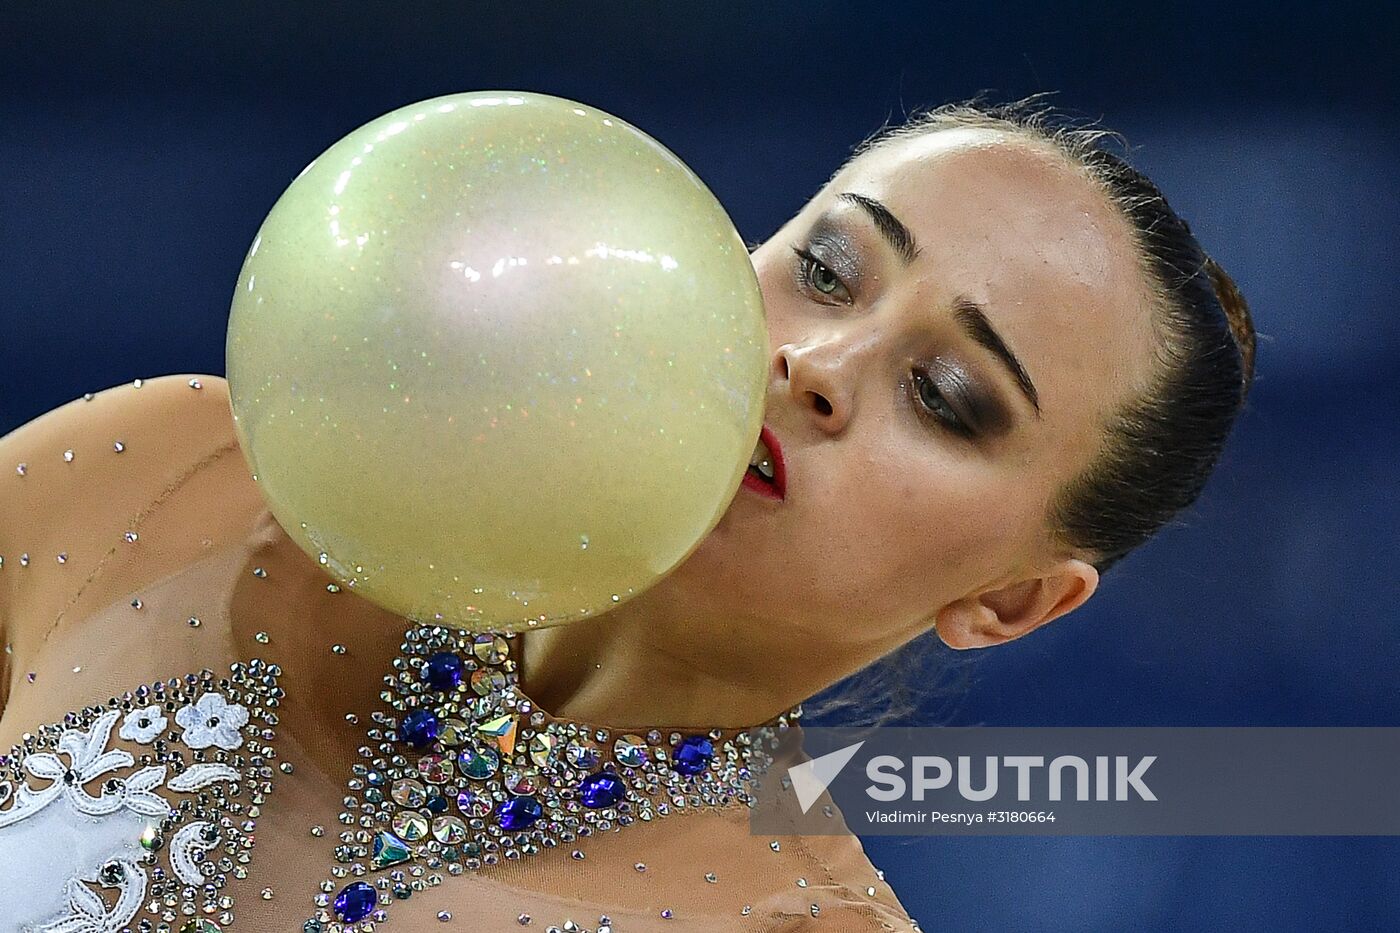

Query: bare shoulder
[[0, 374, 245, 655]]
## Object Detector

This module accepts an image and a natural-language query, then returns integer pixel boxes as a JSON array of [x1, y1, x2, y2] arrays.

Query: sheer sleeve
[[818, 819, 918, 929], [0, 373, 242, 712], [743, 773, 922, 932], [761, 829, 921, 931]]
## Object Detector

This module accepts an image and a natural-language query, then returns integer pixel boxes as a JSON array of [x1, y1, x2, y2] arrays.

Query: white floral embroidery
[[174, 693, 249, 750], [38, 859, 146, 933], [0, 711, 166, 932], [167, 763, 240, 793], [0, 688, 262, 931], [0, 710, 170, 827], [170, 821, 219, 885], [117, 705, 167, 744], [0, 658, 283, 933]]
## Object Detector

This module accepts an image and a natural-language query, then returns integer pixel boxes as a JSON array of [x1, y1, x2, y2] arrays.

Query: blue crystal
[[579, 771, 626, 808], [424, 792, 448, 814], [497, 794, 543, 830], [333, 880, 377, 922], [672, 736, 714, 775], [422, 651, 465, 691], [398, 709, 440, 749]]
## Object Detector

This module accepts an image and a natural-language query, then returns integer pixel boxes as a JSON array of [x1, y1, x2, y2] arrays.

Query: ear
[[933, 558, 1099, 650]]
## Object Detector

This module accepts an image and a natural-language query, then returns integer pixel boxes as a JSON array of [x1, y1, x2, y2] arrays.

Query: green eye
[[791, 246, 850, 301], [810, 260, 840, 294]]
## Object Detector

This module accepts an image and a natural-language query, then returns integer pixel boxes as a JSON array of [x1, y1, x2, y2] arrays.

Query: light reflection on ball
[[226, 91, 767, 632]]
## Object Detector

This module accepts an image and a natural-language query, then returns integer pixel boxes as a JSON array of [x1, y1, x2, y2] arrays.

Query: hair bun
[[1203, 257, 1256, 393]]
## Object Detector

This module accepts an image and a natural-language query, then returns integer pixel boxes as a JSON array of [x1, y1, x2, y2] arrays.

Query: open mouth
[[741, 426, 785, 501]]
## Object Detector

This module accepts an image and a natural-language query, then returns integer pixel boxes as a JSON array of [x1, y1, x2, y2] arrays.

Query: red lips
[[740, 424, 787, 501]]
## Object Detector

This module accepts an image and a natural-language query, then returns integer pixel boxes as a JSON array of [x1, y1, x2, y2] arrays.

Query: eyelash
[[791, 245, 850, 303], [910, 369, 975, 438], [790, 244, 974, 438]]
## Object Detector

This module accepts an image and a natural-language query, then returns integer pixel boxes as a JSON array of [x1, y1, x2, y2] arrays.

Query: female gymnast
[[0, 98, 1255, 932]]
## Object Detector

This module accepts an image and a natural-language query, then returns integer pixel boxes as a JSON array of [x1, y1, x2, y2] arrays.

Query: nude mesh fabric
[[0, 374, 918, 931]]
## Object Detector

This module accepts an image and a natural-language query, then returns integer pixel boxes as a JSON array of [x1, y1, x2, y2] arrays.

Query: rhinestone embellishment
[[305, 624, 798, 930]]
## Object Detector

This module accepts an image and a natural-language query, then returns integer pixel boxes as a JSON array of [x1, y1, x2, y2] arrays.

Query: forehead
[[830, 128, 1159, 450]]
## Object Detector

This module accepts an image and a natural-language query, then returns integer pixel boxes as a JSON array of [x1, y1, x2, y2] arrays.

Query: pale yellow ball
[[227, 91, 767, 632]]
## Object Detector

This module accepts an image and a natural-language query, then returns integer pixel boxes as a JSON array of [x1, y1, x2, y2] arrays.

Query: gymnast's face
[[655, 128, 1159, 668]]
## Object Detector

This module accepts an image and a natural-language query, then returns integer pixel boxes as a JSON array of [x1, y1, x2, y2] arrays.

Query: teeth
[[748, 437, 775, 481]]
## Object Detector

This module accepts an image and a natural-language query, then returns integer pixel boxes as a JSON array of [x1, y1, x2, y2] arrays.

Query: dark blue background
[[3, 3, 1397, 930]]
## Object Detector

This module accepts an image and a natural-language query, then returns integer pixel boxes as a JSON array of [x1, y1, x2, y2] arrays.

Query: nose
[[773, 342, 853, 435]]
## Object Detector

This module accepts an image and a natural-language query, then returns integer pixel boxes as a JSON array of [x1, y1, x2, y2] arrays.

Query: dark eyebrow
[[835, 191, 1040, 420], [952, 297, 1042, 418], [838, 192, 920, 265]]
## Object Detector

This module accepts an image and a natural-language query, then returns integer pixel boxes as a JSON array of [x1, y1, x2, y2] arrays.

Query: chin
[[665, 530, 750, 594]]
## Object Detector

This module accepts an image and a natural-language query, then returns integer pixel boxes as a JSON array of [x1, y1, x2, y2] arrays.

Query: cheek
[[789, 455, 1032, 624], [869, 473, 1011, 585], [754, 256, 801, 344]]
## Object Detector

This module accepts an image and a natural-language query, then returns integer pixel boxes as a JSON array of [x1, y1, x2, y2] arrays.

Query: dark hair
[[805, 95, 1258, 726]]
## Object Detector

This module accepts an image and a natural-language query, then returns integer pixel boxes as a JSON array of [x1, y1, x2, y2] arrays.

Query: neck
[[246, 515, 814, 753], [516, 593, 807, 732]]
